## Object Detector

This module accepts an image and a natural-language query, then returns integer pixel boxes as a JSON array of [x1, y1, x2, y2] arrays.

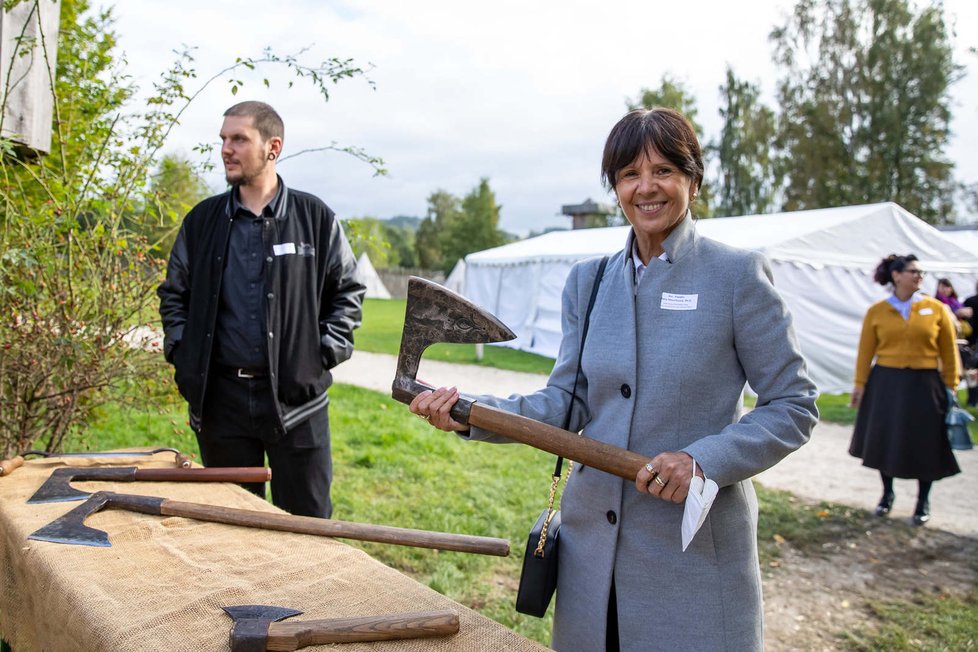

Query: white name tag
[[661, 292, 698, 310], [919, 307, 933, 315], [273, 242, 296, 256]]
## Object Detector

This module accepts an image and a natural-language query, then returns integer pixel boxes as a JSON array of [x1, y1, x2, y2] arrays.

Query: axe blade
[[28, 492, 115, 547], [393, 277, 515, 403], [27, 467, 133, 504]]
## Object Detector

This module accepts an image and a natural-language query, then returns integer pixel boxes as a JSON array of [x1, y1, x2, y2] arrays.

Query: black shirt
[[213, 182, 284, 369]]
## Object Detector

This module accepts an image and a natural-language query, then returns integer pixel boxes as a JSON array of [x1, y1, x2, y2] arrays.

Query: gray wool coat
[[467, 215, 818, 651]]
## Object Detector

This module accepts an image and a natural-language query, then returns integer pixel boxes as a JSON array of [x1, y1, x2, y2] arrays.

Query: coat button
[[606, 510, 617, 525], [620, 384, 631, 399]]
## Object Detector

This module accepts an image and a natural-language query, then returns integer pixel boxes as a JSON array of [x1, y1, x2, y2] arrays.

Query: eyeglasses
[[903, 269, 926, 277]]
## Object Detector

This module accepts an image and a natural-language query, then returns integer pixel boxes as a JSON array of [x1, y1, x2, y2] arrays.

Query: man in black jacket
[[157, 101, 365, 517]]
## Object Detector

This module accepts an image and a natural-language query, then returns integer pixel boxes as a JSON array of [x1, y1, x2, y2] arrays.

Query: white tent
[[463, 203, 978, 394], [354, 252, 391, 299], [444, 259, 466, 295]]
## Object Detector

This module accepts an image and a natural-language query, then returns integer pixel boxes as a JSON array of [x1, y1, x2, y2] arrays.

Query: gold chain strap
[[533, 461, 574, 557]]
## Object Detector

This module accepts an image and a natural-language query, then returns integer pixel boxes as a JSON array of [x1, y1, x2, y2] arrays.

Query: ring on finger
[[644, 462, 657, 476], [654, 475, 666, 487]]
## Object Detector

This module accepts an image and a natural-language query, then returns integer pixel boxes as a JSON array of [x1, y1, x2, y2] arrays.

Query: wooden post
[[0, 0, 62, 155]]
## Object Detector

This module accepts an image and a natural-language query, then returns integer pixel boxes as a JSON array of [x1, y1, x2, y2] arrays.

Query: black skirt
[[849, 366, 960, 481]]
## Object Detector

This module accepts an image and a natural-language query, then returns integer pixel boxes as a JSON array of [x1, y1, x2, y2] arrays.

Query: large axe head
[[28, 491, 164, 547], [223, 605, 303, 652], [391, 277, 514, 411], [27, 467, 136, 503]]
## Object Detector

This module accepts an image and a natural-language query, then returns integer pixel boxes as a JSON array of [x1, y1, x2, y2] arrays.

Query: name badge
[[919, 308, 933, 316], [661, 292, 698, 311], [273, 242, 296, 256]]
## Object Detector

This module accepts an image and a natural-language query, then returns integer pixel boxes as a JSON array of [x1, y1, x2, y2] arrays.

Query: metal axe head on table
[[27, 490, 509, 556], [27, 466, 272, 503], [223, 604, 459, 651], [390, 276, 652, 482]]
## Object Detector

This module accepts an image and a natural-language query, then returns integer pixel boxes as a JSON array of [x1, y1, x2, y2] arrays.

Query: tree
[[0, 0, 380, 457], [770, 0, 961, 223], [628, 75, 714, 216], [712, 66, 780, 216], [138, 153, 212, 257], [443, 178, 506, 271], [415, 190, 462, 270]]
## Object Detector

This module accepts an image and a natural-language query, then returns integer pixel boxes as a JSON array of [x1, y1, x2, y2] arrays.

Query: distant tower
[[561, 198, 616, 230]]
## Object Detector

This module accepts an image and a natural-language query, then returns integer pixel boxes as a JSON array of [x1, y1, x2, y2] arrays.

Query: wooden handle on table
[[468, 402, 649, 481], [0, 455, 24, 477], [265, 610, 459, 650], [173, 453, 192, 468], [133, 467, 271, 483], [159, 499, 509, 556]]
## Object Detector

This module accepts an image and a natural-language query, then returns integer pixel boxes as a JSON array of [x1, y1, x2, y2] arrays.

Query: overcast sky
[[108, 0, 978, 235]]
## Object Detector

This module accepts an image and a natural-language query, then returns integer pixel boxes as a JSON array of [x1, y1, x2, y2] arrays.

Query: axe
[[27, 466, 272, 503], [1, 447, 193, 477], [392, 277, 649, 482], [223, 605, 459, 651], [27, 491, 510, 556]]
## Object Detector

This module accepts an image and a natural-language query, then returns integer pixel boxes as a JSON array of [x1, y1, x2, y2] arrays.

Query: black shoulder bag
[[515, 256, 609, 617]]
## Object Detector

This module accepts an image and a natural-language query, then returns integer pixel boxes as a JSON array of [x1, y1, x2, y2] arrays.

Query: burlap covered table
[[0, 452, 548, 651]]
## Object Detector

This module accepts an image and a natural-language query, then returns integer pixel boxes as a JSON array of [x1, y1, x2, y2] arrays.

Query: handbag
[[946, 388, 974, 451], [515, 256, 608, 617]]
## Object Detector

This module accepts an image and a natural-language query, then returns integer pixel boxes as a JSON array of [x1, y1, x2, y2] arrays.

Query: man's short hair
[[223, 101, 284, 142]]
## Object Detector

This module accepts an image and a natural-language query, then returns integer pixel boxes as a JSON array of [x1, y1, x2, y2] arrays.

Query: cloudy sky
[[109, 0, 978, 235]]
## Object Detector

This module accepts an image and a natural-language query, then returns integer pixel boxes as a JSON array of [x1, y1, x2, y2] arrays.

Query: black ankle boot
[[875, 491, 895, 517], [913, 500, 930, 526]]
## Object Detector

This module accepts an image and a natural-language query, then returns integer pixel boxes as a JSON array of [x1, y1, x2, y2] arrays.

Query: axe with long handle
[[223, 605, 459, 651], [28, 491, 510, 556], [27, 466, 272, 503], [391, 277, 650, 482], [0, 447, 193, 477]]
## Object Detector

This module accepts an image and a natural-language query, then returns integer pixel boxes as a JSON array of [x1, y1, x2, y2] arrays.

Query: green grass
[[844, 588, 978, 650]]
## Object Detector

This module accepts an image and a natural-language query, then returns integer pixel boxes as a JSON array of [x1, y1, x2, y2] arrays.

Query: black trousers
[[196, 370, 333, 518]]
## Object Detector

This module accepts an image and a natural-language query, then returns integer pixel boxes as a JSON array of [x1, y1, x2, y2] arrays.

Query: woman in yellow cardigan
[[849, 254, 961, 526]]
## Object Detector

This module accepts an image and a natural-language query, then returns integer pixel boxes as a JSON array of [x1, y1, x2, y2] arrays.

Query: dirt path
[[335, 351, 978, 650]]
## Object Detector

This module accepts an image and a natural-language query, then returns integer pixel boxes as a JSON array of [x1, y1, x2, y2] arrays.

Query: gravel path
[[335, 351, 978, 538]]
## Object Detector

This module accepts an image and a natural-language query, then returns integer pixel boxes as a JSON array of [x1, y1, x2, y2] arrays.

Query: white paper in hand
[[682, 460, 718, 551]]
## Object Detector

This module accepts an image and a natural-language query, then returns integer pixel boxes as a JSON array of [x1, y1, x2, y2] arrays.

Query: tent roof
[[467, 203, 978, 272], [354, 252, 391, 299]]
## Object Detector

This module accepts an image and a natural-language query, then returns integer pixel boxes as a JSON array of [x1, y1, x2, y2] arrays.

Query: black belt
[[219, 366, 268, 379]]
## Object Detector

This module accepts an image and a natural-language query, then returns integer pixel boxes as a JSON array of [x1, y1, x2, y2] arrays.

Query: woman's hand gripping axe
[[391, 277, 649, 481]]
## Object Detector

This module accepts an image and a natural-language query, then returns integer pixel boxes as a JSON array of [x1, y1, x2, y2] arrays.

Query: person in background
[[157, 101, 365, 518], [963, 281, 978, 405], [849, 255, 960, 526], [410, 107, 818, 651]]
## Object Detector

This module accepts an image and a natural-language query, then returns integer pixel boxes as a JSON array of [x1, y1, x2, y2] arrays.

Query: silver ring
[[654, 475, 666, 487], [644, 462, 656, 475]]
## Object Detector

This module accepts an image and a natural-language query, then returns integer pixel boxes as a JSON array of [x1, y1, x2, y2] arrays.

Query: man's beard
[[225, 157, 267, 186]]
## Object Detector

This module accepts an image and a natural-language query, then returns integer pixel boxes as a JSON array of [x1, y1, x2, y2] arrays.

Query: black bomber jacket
[[157, 179, 365, 434]]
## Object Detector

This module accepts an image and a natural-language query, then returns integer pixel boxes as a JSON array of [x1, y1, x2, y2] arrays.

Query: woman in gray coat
[[411, 108, 818, 651]]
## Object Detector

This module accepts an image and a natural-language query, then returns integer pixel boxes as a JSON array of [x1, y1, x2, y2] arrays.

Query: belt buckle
[[237, 369, 256, 379]]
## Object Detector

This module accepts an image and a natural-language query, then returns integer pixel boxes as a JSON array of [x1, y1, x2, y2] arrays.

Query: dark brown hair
[[224, 101, 284, 142], [873, 254, 918, 286], [600, 108, 704, 192], [937, 277, 958, 299]]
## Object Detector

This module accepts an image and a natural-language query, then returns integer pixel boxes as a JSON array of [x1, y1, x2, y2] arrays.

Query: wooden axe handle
[[0, 455, 24, 477], [265, 610, 459, 650], [133, 467, 271, 482], [468, 402, 649, 481], [159, 499, 509, 556]]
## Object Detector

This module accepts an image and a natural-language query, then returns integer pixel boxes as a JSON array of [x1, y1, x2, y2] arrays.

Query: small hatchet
[[27, 466, 272, 503], [392, 277, 650, 481], [223, 605, 459, 651], [1, 447, 192, 477], [28, 491, 510, 556]]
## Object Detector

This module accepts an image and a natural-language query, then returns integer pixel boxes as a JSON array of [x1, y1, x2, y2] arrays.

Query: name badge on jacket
[[661, 293, 698, 310]]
